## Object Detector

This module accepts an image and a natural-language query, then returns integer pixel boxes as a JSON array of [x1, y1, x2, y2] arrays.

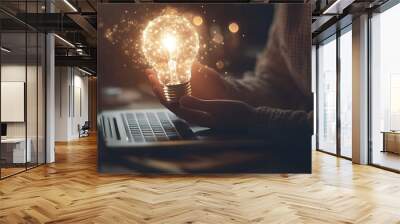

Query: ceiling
[[0, 0, 390, 74]]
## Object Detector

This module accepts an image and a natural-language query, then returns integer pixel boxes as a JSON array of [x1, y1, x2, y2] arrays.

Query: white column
[[45, 1, 56, 163], [46, 33, 55, 163], [352, 14, 369, 164], [55, 67, 73, 141]]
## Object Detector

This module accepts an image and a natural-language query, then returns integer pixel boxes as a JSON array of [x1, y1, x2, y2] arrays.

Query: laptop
[[99, 107, 267, 150]]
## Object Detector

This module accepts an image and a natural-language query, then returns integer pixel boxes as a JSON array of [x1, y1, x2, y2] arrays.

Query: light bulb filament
[[162, 33, 177, 54], [168, 59, 177, 83], [162, 33, 179, 84]]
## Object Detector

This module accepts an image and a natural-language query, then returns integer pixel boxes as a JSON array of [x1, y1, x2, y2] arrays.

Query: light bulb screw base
[[163, 82, 192, 102]]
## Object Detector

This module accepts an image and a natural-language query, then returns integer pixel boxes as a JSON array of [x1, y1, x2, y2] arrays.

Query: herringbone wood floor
[[1, 135, 400, 224]]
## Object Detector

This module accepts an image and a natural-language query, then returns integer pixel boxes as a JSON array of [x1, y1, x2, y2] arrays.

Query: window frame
[[367, 0, 400, 173], [315, 23, 353, 160]]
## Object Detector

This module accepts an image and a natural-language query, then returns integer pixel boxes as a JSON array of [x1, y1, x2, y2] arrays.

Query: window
[[339, 28, 352, 158], [370, 2, 400, 171], [316, 25, 353, 159], [317, 36, 337, 154], [0, 1, 47, 179]]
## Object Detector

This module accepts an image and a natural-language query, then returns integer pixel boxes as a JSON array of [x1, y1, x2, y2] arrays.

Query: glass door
[[1, 30, 28, 178], [0, 1, 47, 179]]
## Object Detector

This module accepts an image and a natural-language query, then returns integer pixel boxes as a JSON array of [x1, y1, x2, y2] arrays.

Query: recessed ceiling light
[[78, 67, 93, 76], [323, 0, 354, 15], [54, 34, 75, 48]]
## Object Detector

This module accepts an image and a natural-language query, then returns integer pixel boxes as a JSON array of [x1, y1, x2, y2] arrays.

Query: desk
[[1, 138, 31, 164], [382, 131, 400, 154]]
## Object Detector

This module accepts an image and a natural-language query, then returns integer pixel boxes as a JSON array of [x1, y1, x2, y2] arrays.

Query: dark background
[[98, 4, 275, 89], [97, 4, 311, 174]]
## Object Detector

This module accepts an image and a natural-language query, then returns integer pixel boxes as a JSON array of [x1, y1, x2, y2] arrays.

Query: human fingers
[[180, 96, 223, 114], [173, 107, 216, 128]]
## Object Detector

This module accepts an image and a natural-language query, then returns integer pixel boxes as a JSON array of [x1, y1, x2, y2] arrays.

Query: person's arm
[[223, 5, 312, 110], [252, 106, 313, 136], [147, 69, 313, 136], [169, 96, 313, 136]]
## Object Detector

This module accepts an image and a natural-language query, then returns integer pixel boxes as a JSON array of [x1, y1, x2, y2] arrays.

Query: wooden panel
[[385, 132, 400, 154], [88, 77, 97, 131]]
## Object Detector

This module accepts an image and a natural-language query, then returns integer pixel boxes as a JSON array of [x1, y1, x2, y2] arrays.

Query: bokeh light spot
[[216, 60, 224, 70], [193, 16, 203, 26], [228, 22, 239, 33], [212, 33, 224, 44]]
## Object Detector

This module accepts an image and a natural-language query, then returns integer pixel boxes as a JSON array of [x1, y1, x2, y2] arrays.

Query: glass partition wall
[[0, 3, 46, 179], [316, 26, 353, 159], [339, 27, 352, 159], [317, 35, 337, 155], [370, 2, 400, 171]]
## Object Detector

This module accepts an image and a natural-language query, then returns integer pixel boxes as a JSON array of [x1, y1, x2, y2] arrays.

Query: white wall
[[55, 67, 70, 141], [1, 65, 37, 138], [1, 63, 46, 164], [55, 67, 89, 141]]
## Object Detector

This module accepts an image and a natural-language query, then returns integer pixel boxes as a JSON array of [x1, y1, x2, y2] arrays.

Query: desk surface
[[381, 131, 400, 134]]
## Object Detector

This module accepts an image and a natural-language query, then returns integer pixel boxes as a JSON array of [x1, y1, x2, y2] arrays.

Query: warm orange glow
[[192, 16, 203, 26], [216, 60, 224, 70], [142, 14, 200, 86], [228, 22, 239, 33], [212, 33, 224, 44]]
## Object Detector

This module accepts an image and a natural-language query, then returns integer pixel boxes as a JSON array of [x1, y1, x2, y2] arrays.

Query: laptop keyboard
[[123, 111, 181, 142]]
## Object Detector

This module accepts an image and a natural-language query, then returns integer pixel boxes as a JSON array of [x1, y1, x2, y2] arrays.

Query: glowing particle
[[228, 22, 239, 33], [216, 60, 224, 70], [192, 16, 203, 26], [212, 33, 223, 44]]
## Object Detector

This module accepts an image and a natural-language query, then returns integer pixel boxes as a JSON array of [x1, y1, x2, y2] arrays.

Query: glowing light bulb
[[142, 14, 200, 102]]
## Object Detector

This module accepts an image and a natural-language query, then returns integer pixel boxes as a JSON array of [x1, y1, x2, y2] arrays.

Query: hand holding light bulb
[[143, 13, 256, 129], [147, 69, 256, 130]]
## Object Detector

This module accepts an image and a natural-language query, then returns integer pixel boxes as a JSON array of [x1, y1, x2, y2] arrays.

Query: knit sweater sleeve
[[250, 107, 313, 137], [223, 5, 312, 111]]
